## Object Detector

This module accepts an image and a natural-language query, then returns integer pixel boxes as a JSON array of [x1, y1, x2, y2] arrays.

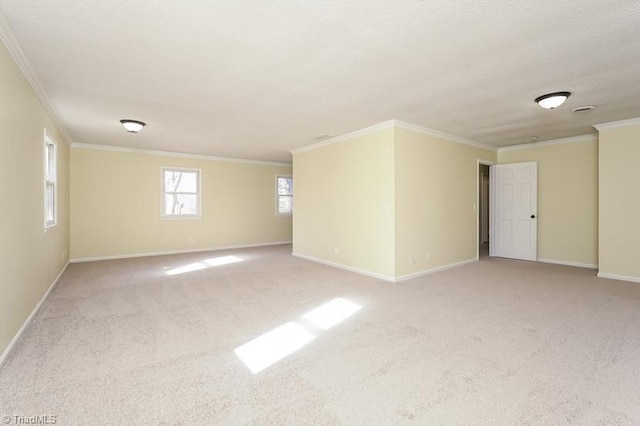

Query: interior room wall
[[596, 120, 640, 281], [291, 127, 396, 279], [394, 127, 496, 279], [0, 41, 70, 359], [498, 136, 598, 268], [70, 146, 292, 260]]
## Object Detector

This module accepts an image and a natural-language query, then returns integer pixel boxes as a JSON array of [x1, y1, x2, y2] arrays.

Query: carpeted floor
[[1, 244, 640, 425]]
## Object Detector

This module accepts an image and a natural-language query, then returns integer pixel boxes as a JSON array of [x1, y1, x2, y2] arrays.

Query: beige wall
[[292, 128, 396, 278], [597, 123, 640, 280], [292, 124, 496, 280], [394, 127, 496, 277], [70, 147, 292, 260], [0, 42, 70, 357], [498, 137, 598, 267]]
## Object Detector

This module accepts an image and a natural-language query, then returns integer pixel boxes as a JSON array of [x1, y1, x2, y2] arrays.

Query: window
[[44, 131, 57, 228], [162, 167, 201, 218], [276, 175, 293, 216]]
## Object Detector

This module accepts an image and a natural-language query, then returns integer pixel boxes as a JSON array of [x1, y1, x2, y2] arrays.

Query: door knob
[[531, 215, 536, 219]]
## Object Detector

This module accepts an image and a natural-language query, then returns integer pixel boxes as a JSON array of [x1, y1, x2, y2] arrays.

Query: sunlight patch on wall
[[165, 255, 242, 276], [234, 298, 362, 374]]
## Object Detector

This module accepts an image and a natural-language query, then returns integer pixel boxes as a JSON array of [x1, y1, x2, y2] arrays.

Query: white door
[[490, 162, 537, 261]]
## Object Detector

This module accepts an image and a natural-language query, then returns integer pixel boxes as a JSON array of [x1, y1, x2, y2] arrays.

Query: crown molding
[[593, 117, 640, 131], [290, 120, 396, 155], [71, 142, 292, 167], [393, 120, 498, 152], [498, 134, 597, 152], [290, 119, 498, 155], [0, 10, 72, 144]]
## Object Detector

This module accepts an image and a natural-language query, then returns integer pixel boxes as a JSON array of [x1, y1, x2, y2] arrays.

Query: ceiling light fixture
[[535, 91, 571, 109], [120, 119, 146, 133]]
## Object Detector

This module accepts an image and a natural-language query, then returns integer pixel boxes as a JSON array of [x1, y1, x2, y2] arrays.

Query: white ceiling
[[1, 1, 639, 163]]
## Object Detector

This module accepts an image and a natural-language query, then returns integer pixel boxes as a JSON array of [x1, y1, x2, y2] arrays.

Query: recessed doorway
[[477, 160, 493, 260]]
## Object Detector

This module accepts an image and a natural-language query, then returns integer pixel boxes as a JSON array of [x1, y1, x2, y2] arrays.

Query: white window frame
[[275, 174, 293, 216], [44, 130, 58, 229], [161, 167, 202, 219]]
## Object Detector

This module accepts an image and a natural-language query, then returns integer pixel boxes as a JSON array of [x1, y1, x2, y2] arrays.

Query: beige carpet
[[1, 244, 640, 425]]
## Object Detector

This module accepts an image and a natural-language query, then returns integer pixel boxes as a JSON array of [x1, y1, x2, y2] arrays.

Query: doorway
[[477, 160, 493, 260]]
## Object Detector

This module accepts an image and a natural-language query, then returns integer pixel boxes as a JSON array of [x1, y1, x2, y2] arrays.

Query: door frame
[[476, 159, 495, 260]]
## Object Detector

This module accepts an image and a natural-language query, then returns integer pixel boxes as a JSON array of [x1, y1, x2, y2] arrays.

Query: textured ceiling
[[1, 1, 639, 162]]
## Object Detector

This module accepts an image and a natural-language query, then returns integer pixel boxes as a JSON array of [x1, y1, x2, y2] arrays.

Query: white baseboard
[[292, 253, 478, 283], [292, 253, 395, 282], [70, 241, 293, 263], [597, 272, 640, 283], [394, 258, 478, 282], [538, 258, 598, 269], [0, 261, 69, 369]]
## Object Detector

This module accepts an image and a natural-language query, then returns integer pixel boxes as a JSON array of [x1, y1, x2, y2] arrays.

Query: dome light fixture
[[120, 119, 146, 133], [535, 91, 571, 109]]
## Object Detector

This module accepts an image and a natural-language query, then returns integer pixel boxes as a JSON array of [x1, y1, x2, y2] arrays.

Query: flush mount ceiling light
[[120, 119, 146, 133], [535, 91, 571, 109]]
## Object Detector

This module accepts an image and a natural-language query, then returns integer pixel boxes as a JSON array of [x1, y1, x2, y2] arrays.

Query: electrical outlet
[[426, 252, 430, 261], [334, 247, 340, 255], [410, 255, 417, 264]]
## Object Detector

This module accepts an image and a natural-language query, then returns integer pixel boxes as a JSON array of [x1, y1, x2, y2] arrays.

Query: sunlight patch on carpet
[[302, 298, 362, 330], [234, 322, 316, 374], [235, 298, 362, 374], [165, 255, 242, 276]]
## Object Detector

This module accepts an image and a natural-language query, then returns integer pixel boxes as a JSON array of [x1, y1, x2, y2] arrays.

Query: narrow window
[[162, 167, 201, 218], [276, 175, 293, 216], [44, 131, 57, 228]]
